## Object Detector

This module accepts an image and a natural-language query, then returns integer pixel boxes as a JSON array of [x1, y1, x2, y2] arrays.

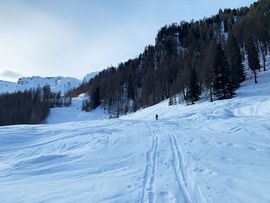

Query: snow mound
[[212, 108, 235, 119]]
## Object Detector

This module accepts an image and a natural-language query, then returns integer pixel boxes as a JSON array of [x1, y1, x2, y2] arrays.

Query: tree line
[[0, 85, 71, 126]]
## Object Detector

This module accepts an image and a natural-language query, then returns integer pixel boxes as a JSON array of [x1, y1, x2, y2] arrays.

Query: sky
[[0, 0, 256, 82]]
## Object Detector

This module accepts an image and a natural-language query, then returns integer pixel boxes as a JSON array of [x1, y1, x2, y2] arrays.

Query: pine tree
[[246, 39, 261, 83], [186, 68, 200, 104], [82, 98, 91, 112], [227, 34, 245, 88], [127, 74, 135, 100], [91, 87, 101, 109], [213, 43, 234, 100], [169, 97, 173, 106], [260, 43, 267, 71]]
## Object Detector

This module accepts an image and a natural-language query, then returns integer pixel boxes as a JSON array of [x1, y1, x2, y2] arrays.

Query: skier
[[155, 114, 158, 120]]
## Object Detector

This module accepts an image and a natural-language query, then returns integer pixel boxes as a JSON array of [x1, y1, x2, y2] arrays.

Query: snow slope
[[46, 94, 107, 124], [82, 71, 99, 83], [0, 66, 270, 202], [0, 80, 17, 93]]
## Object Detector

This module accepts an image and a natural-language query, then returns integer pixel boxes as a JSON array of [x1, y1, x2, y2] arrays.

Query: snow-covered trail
[[141, 122, 192, 203]]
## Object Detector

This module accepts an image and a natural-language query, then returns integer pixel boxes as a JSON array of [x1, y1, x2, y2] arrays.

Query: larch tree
[[246, 39, 261, 83], [186, 68, 200, 104], [213, 43, 234, 100]]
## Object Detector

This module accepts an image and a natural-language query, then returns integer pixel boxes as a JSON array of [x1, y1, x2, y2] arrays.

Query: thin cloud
[[0, 69, 22, 79]]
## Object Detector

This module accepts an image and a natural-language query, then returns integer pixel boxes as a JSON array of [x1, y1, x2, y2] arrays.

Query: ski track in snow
[[162, 125, 207, 203], [141, 122, 158, 203], [142, 122, 203, 203], [166, 129, 191, 203]]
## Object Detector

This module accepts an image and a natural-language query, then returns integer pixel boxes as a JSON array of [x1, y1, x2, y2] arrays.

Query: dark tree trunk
[[254, 70, 257, 84], [263, 57, 266, 71], [210, 87, 213, 102]]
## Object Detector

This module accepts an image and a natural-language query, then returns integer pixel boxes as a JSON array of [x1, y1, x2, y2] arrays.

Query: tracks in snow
[[141, 122, 194, 203], [167, 129, 192, 203], [141, 123, 159, 203]]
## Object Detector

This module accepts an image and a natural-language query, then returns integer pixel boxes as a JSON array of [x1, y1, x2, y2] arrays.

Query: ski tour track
[[141, 122, 158, 203], [141, 121, 206, 203], [141, 122, 206, 203]]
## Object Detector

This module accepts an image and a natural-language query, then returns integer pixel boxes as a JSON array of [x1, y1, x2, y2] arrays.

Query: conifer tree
[[260, 43, 267, 71], [213, 43, 234, 100], [127, 74, 135, 100], [246, 39, 261, 83], [91, 87, 101, 108], [186, 68, 200, 104], [169, 97, 173, 106], [227, 34, 245, 88]]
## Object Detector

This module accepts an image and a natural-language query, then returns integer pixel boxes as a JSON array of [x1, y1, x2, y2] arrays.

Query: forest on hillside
[[0, 86, 71, 126], [67, 0, 270, 116], [0, 0, 269, 125]]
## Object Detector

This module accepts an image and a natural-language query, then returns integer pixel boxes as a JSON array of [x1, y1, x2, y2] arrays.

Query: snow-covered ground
[[0, 66, 270, 202], [46, 94, 108, 124]]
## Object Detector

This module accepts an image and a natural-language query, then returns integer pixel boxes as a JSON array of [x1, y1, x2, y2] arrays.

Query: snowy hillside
[[0, 66, 270, 202], [0, 80, 17, 93], [46, 94, 107, 124], [83, 71, 99, 83]]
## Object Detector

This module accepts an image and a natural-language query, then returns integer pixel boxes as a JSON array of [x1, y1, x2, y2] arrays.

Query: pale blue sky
[[0, 0, 256, 81]]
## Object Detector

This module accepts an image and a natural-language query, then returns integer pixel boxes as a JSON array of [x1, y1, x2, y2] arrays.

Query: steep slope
[[0, 62, 270, 202]]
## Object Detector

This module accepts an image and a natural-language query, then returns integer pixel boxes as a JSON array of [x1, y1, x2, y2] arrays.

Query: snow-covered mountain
[[0, 72, 98, 95], [0, 76, 80, 95], [0, 60, 270, 202], [0, 80, 17, 93], [82, 71, 99, 83]]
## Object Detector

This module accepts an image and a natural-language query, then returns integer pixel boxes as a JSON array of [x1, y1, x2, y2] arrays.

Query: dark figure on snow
[[155, 114, 158, 120]]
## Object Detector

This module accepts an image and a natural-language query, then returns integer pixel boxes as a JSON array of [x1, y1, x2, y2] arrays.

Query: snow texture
[[0, 62, 270, 202]]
